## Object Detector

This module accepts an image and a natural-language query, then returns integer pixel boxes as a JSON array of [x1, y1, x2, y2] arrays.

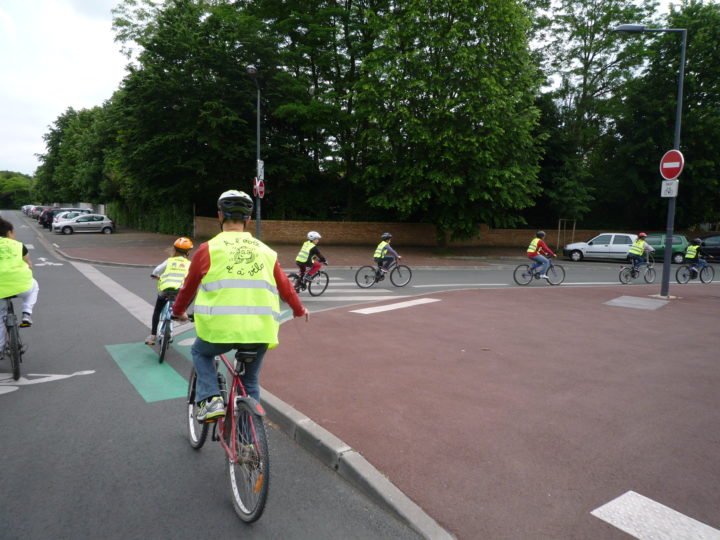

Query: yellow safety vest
[[685, 245, 699, 259], [295, 241, 315, 264], [158, 256, 190, 291], [374, 241, 389, 259], [193, 231, 280, 346], [527, 238, 540, 253], [0, 237, 33, 299], [628, 239, 645, 256]]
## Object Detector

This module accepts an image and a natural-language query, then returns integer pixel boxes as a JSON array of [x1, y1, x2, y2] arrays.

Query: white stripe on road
[[323, 288, 394, 293], [350, 298, 440, 314], [26, 244, 34, 250], [306, 296, 409, 302], [591, 491, 720, 539], [413, 283, 509, 287]]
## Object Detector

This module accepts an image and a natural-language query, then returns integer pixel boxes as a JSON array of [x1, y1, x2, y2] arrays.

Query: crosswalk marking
[[350, 298, 440, 314]]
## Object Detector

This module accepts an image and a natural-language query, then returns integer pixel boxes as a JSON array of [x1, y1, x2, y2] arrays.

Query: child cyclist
[[295, 231, 327, 284], [527, 230, 556, 278], [145, 237, 193, 345], [374, 232, 401, 274], [626, 232, 654, 271], [684, 238, 712, 278]]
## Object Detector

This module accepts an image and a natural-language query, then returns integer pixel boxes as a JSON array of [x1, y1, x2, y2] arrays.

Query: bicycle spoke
[[228, 406, 269, 522]]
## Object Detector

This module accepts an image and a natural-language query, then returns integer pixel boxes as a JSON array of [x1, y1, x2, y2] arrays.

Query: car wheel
[[62, 226, 73, 235], [569, 250, 583, 262], [102, 227, 113, 234], [672, 253, 684, 264]]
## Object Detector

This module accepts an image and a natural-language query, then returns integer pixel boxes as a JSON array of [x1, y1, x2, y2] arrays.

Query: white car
[[563, 233, 638, 262]]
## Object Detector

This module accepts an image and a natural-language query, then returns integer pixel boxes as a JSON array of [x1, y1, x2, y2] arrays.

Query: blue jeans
[[628, 254, 645, 269], [191, 337, 268, 404], [530, 255, 549, 275]]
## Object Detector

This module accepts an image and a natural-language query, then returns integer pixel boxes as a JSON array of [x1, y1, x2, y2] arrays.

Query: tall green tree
[[0, 171, 33, 208]]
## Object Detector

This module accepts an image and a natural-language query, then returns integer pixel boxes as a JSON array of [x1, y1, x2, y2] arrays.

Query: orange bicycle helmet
[[174, 237, 193, 252]]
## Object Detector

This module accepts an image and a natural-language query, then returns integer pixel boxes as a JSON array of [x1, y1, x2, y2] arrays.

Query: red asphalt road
[[264, 284, 720, 539]]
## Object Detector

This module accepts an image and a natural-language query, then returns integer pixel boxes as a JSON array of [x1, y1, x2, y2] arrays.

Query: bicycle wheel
[[187, 369, 209, 449], [676, 265, 691, 284], [158, 319, 171, 364], [7, 321, 21, 381], [390, 265, 412, 287], [546, 264, 566, 285], [644, 267, 657, 283], [355, 266, 377, 288], [646, 253, 655, 268], [619, 267, 633, 284], [287, 273, 301, 293], [700, 265, 715, 283], [513, 264, 533, 285], [308, 271, 329, 296], [228, 398, 270, 523]]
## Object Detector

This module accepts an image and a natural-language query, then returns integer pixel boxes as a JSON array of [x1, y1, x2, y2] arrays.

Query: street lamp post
[[246, 64, 262, 239], [613, 24, 687, 297]]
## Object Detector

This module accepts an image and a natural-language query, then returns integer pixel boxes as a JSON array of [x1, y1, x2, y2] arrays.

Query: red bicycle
[[186, 347, 270, 522]]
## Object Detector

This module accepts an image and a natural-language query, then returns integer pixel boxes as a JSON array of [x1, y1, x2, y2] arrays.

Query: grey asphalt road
[[0, 212, 420, 540]]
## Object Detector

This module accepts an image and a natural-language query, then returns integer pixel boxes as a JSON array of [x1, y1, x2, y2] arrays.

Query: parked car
[[38, 207, 61, 228], [699, 234, 720, 259], [54, 214, 115, 235], [30, 205, 50, 219], [644, 234, 688, 264], [53, 209, 92, 224], [563, 233, 637, 261]]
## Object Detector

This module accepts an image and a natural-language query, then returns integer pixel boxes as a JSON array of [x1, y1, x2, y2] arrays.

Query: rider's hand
[[173, 311, 189, 322], [296, 307, 309, 322], [398, 255, 402, 260], [151, 274, 159, 280]]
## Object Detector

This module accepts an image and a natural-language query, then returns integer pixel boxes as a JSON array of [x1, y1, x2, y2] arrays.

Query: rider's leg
[[307, 260, 322, 277], [0, 301, 7, 351], [381, 256, 394, 271], [190, 338, 233, 404], [532, 255, 549, 276], [239, 344, 269, 403], [17, 279, 39, 326]]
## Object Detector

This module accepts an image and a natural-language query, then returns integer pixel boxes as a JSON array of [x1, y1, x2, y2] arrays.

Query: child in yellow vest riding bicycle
[[626, 232, 654, 271], [374, 232, 401, 275], [684, 238, 712, 278], [527, 231, 556, 278], [145, 237, 193, 345], [295, 231, 327, 286]]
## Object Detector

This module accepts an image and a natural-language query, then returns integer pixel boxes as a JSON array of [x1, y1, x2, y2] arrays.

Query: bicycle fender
[[235, 396, 266, 417]]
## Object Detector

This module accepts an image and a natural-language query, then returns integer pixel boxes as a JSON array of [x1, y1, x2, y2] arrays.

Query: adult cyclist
[[527, 231, 555, 278], [627, 232, 654, 271], [173, 190, 308, 421]]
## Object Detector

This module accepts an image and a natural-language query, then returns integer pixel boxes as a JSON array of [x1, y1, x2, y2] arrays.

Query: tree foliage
[[0, 171, 33, 208]]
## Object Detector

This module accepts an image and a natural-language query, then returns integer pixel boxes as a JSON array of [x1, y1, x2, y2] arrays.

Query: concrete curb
[[262, 391, 455, 540]]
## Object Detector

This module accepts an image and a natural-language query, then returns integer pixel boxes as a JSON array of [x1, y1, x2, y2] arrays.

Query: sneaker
[[19, 313, 32, 327], [197, 396, 226, 422], [144, 334, 156, 345], [539, 274, 548, 279], [381, 268, 388, 273]]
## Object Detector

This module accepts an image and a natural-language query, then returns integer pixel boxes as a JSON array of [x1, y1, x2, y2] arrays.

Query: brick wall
[[194, 216, 618, 249]]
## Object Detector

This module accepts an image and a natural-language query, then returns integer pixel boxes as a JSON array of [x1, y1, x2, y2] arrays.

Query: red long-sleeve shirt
[[172, 241, 305, 318], [527, 239, 556, 258]]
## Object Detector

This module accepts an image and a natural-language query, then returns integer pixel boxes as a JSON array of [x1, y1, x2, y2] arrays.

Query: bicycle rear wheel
[[619, 267, 633, 284], [7, 320, 21, 381], [287, 273, 302, 293], [158, 320, 171, 364], [228, 397, 270, 523], [390, 265, 412, 287], [700, 265, 715, 283], [308, 271, 329, 296], [187, 369, 209, 449], [513, 264, 533, 285], [546, 264, 565, 285], [644, 267, 657, 283], [355, 266, 377, 288], [675, 265, 691, 284]]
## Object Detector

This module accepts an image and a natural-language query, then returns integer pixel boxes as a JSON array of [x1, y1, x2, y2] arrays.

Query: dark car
[[38, 207, 61, 228], [699, 234, 720, 260]]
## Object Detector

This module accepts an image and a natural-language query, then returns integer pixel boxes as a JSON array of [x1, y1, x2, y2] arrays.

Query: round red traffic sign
[[659, 149, 684, 180]]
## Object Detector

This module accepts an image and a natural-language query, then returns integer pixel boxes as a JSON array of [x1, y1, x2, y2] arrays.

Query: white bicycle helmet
[[307, 231, 321, 241]]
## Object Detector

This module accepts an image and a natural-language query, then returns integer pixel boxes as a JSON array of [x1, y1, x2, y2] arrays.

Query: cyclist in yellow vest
[[626, 232, 654, 271], [374, 232, 401, 274], [527, 231, 556, 278], [684, 238, 712, 278], [145, 237, 193, 346], [0, 216, 39, 354], [295, 231, 327, 285], [173, 190, 308, 422]]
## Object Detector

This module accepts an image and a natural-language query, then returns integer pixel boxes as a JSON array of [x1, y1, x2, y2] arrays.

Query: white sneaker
[[539, 274, 548, 279]]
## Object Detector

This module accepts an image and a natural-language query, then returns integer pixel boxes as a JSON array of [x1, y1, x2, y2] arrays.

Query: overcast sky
[[0, 0, 127, 175]]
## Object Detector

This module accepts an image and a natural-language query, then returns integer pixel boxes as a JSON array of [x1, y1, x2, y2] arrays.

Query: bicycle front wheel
[[228, 402, 270, 523], [619, 267, 633, 284], [308, 271, 329, 296], [513, 264, 533, 285], [355, 266, 377, 288], [546, 264, 566, 285], [644, 267, 657, 283], [7, 322, 21, 381], [187, 369, 209, 449], [158, 320, 171, 364], [700, 265, 715, 283], [390, 265, 412, 287], [676, 265, 691, 284]]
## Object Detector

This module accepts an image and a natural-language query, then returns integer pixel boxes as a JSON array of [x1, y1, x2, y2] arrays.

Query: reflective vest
[[295, 241, 315, 264], [0, 237, 33, 299], [193, 232, 280, 346], [628, 239, 646, 256], [527, 238, 540, 253], [685, 245, 699, 259], [158, 256, 190, 291], [374, 241, 389, 259]]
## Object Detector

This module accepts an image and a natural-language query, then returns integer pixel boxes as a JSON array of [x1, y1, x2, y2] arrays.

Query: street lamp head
[[613, 24, 647, 33], [246, 65, 258, 79]]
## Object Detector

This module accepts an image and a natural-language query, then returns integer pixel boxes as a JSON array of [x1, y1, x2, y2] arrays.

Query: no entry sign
[[253, 177, 265, 198], [659, 149, 684, 180]]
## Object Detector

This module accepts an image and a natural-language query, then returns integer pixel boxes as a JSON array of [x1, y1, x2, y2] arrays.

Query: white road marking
[[0, 370, 96, 395], [350, 298, 440, 314], [308, 296, 410, 302], [592, 491, 720, 539], [413, 283, 509, 287], [321, 288, 394, 293], [26, 244, 34, 249]]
